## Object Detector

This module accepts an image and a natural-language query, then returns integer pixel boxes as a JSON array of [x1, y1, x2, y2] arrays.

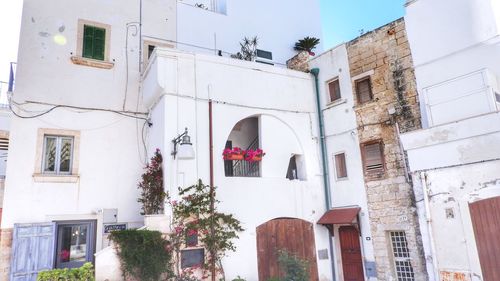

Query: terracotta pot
[[224, 154, 244, 160]]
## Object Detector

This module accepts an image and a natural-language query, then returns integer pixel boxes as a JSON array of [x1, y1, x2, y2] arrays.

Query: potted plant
[[244, 148, 265, 162], [223, 147, 246, 160], [294, 37, 320, 56]]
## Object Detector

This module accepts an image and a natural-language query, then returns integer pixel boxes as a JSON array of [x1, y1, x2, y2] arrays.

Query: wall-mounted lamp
[[172, 128, 195, 159]]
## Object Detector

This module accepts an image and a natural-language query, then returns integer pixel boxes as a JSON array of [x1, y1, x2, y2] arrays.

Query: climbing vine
[[167, 180, 244, 280], [109, 229, 173, 281]]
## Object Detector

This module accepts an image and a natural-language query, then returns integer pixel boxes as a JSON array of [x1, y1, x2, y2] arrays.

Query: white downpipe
[[420, 172, 440, 281]]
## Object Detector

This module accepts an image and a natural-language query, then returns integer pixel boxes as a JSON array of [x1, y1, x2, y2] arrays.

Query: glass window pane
[[58, 225, 88, 263], [43, 137, 57, 172], [59, 138, 73, 173]]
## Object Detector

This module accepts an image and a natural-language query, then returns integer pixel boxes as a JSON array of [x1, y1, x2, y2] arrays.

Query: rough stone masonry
[[347, 18, 427, 281]]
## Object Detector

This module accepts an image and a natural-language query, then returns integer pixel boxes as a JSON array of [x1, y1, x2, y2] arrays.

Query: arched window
[[224, 117, 260, 177]]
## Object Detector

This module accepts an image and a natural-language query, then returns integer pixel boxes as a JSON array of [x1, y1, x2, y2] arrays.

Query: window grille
[[390, 231, 415, 281]]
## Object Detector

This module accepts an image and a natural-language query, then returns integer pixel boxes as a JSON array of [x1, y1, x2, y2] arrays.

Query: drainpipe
[[310, 68, 336, 281], [208, 99, 216, 281], [420, 172, 439, 281]]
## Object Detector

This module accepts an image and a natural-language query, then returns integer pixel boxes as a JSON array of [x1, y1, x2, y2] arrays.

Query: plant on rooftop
[[109, 229, 173, 281], [167, 180, 244, 281], [138, 149, 165, 215], [231, 36, 258, 61], [294, 37, 320, 56]]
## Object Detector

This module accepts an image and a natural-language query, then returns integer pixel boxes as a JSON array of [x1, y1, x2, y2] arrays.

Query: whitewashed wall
[[176, 0, 323, 65], [1, 0, 177, 251], [405, 0, 500, 127], [144, 48, 333, 281], [310, 45, 377, 281]]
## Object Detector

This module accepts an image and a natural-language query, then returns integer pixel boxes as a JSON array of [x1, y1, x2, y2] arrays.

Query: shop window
[[55, 221, 96, 269]]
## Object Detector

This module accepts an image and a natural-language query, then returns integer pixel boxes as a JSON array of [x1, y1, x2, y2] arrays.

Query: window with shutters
[[72, 20, 112, 69], [82, 25, 106, 60], [334, 152, 348, 179], [361, 140, 385, 175], [327, 78, 341, 103], [355, 77, 373, 104]]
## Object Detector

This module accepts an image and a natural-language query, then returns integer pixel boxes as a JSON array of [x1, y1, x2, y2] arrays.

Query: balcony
[[423, 69, 500, 127], [178, 0, 227, 15]]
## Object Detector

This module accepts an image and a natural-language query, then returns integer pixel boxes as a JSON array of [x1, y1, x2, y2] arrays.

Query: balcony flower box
[[245, 149, 265, 162], [223, 147, 245, 160]]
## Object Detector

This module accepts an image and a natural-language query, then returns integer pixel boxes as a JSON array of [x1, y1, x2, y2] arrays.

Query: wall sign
[[104, 223, 127, 233]]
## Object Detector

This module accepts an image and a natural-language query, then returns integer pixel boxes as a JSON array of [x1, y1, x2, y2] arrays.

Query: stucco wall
[[144, 48, 334, 281], [310, 45, 377, 281]]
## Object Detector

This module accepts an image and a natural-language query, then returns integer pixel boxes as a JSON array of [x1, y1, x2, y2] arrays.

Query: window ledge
[[33, 174, 80, 183], [326, 98, 348, 109], [70, 56, 114, 69]]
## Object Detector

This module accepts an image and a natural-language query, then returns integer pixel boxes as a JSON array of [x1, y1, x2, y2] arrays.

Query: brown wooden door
[[469, 196, 500, 281], [339, 226, 365, 281], [256, 218, 319, 281]]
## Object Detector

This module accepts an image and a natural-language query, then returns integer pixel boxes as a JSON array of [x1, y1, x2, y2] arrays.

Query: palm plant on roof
[[294, 37, 320, 56]]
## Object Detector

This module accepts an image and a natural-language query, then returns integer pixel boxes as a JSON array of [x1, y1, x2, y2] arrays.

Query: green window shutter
[[82, 25, 106, 60], [93, 27, 106, 60], [83, 25, 94, 59]]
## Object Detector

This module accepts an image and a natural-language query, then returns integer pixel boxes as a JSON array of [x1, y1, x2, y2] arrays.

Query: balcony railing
[[224, 137, 260, 178]]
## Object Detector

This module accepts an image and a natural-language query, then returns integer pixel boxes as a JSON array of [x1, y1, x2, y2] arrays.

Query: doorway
[[339, 226, 365, 281]]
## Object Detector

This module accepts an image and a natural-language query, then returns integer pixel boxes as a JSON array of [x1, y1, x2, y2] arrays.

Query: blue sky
[[320, 0, 406, 49]]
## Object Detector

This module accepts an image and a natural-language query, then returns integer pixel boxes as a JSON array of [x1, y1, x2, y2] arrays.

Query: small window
[[55, 221, 96, 269], [147, 45, 156, 59], [286, 155, 298, 180], [328, 79, 341, 103], [83, 25, 106, 60], [42, 136, 74, 175], [334, 153, 347, 179], [355, 77, 373, 104], [389, 231, 415, 281], [181, 248, 204, 269], [361, 140, 384, 175]]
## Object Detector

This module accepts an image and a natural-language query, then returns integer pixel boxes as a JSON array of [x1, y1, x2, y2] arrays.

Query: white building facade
[[309, 46, 377, 281], [401, 0, 500, 280], [0, 0, 326, 280]]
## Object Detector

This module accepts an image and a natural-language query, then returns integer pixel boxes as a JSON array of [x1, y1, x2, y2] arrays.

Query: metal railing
[[225, 137, 260, 177]]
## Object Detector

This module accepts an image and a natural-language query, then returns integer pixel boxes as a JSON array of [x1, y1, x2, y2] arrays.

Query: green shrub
[[37, 262, 94, 281], [109, 229, 173, 281], [277, 250, 309, 281]]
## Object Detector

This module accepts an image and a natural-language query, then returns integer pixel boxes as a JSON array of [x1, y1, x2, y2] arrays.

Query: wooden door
[[10, 223, 56, 281], [339, 226, 365, 281], [256, 218, 319, 281], [469, 196, 500, 281]]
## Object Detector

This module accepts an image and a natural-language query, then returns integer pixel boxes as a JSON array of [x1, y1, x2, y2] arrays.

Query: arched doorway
[[256, 218, 319, 281], [469, 196, 500, 281]]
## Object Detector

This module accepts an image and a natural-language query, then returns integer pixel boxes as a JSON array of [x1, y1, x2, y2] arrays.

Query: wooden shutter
[[93, 27, 106, 60], [82, 25, 105, 60], [328, 79, 341, 102], [335, 153, 347, 179], [356, 77, 373, 104], [82, 25, 94, 59], [10, 223, 56, 281], [362, 141, 384, 174]]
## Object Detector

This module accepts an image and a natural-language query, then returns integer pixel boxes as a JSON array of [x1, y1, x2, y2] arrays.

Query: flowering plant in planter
[[222, 147, 245, 160], [244, 148, 265, 162]]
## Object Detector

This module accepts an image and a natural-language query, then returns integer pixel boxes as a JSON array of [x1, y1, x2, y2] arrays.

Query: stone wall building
[[346, 18, 427, 281]]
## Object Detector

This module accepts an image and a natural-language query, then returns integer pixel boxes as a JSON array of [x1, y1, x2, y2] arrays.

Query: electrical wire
[[9, 98, 151, 123]]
